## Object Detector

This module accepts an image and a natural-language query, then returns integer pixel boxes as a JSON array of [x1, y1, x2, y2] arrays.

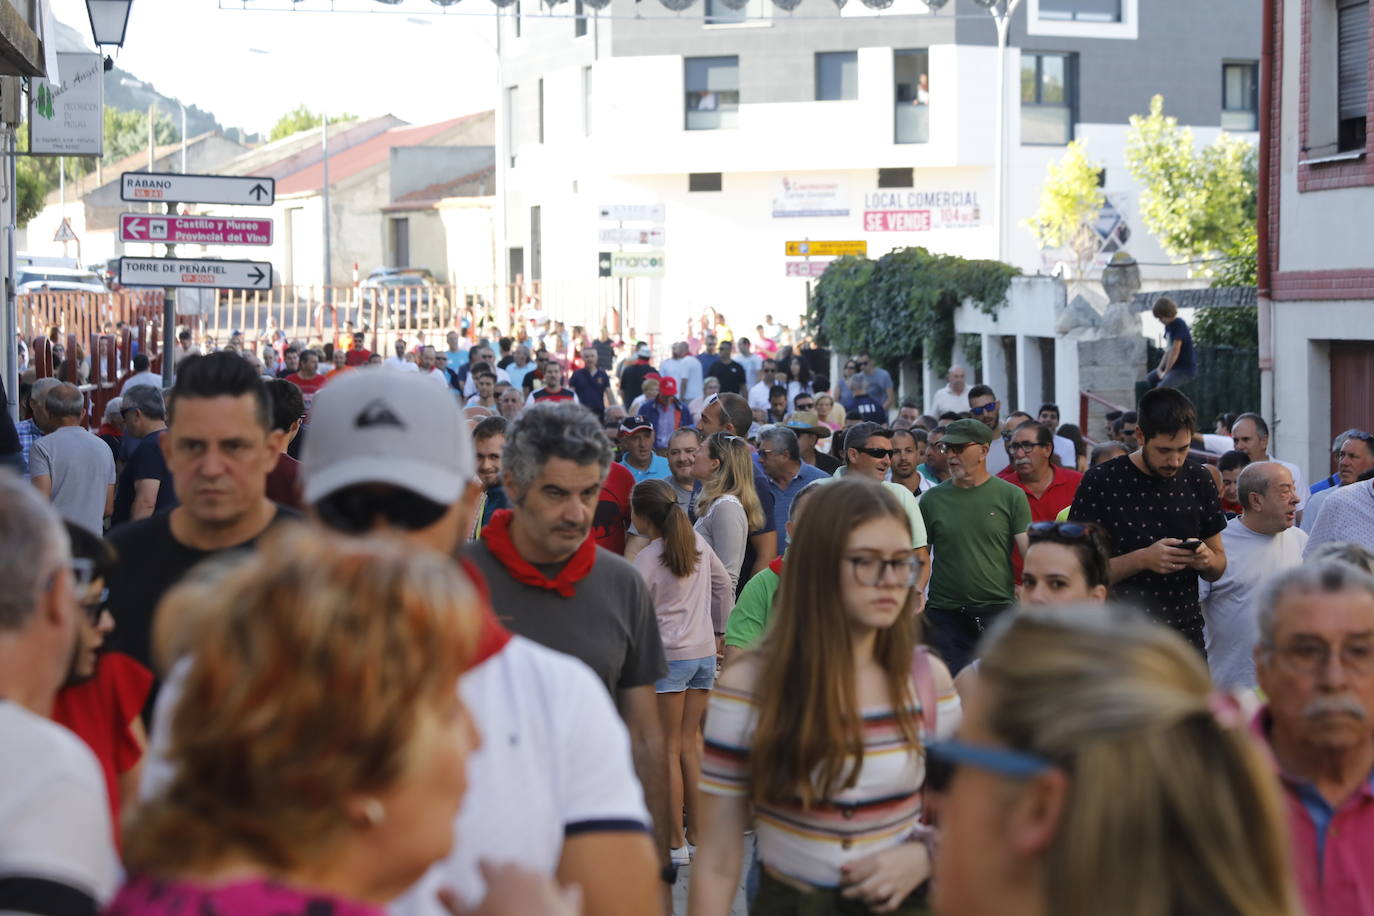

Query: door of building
[[1330, 340, 1374, 475]]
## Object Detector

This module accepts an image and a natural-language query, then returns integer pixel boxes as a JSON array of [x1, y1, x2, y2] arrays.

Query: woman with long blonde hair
[[691, 431, 765, 591], [931, 604, 1299, 916], [690, 478, 957, 915]]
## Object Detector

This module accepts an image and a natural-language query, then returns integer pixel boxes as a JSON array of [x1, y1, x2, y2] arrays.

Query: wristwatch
[[661, 863, 680, 885]]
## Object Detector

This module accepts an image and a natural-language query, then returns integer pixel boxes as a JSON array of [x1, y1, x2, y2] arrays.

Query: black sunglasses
[[1028, 521, 1094, 540], [855, 446, 895, 459]]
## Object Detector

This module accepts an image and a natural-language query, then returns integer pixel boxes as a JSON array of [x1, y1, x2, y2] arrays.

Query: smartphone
[[1178, 539, 1203, 552]]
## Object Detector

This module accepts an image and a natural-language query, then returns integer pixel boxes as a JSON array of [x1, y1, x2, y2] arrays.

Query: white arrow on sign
[[597, 204, 665, 223], [120, 171, 276, 206], [118, 257, 274, 291]]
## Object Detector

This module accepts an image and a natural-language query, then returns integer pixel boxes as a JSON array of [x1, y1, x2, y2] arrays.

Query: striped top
[[701, 674, 961, 888]]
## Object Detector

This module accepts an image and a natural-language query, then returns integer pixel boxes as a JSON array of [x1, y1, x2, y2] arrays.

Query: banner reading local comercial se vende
[[862, 190, 981, 232]]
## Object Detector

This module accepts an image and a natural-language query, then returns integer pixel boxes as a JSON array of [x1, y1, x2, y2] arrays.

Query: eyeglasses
[[756, 448, 779, 459], [933, 441, 979, 455], [969, 401, 999, 416], [854, 446, 895, 459], [846, 554, 920, 587], [1008, 440, 1046, 454], [1269, 640, 1374, 677], [1028, 521, 1095, 540], [795, 402, 815, 411], [924, 739, 1055, 793], [79, 587, 110, 625]]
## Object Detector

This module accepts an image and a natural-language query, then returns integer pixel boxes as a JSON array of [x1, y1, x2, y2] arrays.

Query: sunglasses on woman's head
[[1028, 521, 1094, 540]]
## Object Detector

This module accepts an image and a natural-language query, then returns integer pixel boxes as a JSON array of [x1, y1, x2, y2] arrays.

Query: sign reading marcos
[[862, 190, 981, 232]]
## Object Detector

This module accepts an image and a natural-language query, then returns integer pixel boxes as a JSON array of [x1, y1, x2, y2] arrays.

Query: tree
[[103, 106, 179, 164], [1023, 140, 1105, 279], [1124, 94, 1257, 286], [269, 105, 358, 142]]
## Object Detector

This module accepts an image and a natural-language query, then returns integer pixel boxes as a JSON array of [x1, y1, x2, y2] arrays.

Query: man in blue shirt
[[570, 345, 611, 419], [756, 426, 829, 553], [617, 416, 669, 484], [1147, 296, 1197, 389]]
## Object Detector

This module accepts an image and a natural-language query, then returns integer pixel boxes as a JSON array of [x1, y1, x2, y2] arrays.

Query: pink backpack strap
[[911, 646, 938, 738]]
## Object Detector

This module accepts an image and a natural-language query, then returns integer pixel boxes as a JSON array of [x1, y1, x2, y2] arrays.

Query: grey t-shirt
[[29, 427, 116, 534], [466, 541, 667, 696]]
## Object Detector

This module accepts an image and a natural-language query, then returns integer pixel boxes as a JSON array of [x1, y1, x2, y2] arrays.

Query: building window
[[705, 0, 763, 24], [574, 0, 587, 37], [685, 56, 740, 130], [878, 167, 914, 188], [815, 52, 858, 101], [1021, 52, 1074, 145], [1039, 0, 1121, 21], [1338, 0, 1369, 152], [1221, 61, 1258, 132], [506, 85, 519, 167], [537, 79, 545, 143], [391, 218, 410, 268], [689, 172, 723, 191], [894, 49, 929, 144], [582, 66, 593, 136], [530, 207, 542, 282]]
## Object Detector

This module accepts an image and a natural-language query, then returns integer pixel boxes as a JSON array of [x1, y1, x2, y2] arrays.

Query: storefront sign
[[29, 52, 103, 156], [862, 190, 981, 231], [773, 175, 849, 218], [610, 251, 665, 278]]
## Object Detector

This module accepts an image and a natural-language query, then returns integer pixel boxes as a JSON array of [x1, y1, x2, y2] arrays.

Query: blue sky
[[51, 0, 500, 134]]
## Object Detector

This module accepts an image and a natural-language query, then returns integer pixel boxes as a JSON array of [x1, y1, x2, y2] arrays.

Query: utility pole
[[322, 110, 332, 316], [161, 199, 175, 387]]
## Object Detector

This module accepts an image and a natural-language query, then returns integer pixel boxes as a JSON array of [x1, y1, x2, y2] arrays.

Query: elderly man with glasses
[[997, 420, 1083, 524], [919, 418, 1032, 674], [1253, 560, 1374, 916]]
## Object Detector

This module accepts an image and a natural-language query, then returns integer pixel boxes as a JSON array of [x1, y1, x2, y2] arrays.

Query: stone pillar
[[981, 333, 1009, 403], [1015, 335, 1043, 414]]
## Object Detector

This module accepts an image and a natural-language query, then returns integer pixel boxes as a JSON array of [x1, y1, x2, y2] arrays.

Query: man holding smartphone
[[1069, 388, 1228, 655]]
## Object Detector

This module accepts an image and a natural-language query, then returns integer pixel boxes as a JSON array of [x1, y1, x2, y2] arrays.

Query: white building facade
[[497, 0, 1259, 343]]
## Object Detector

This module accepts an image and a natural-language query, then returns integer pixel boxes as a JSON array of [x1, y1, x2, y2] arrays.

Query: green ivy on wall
[[807, 247, 1018, 377]]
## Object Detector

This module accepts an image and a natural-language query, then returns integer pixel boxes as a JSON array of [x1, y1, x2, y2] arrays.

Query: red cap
[[659, 377, 678, 397]]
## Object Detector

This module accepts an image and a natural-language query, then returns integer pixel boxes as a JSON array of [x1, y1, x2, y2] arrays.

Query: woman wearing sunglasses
[[954, 521, 1110, 702], [690, 478, 960, 915], [929, 604, 1298, 916], [691, 432, 766, 592]]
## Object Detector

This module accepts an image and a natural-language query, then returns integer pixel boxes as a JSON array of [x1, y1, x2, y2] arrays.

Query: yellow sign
[[784, 240, 867, 257]]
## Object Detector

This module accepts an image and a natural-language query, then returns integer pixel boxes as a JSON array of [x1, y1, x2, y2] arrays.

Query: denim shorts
[[655, 655, 716, 693]]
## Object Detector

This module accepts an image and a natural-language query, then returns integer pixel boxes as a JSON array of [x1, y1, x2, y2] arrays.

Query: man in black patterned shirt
[[1068, 388, 1227, 652]]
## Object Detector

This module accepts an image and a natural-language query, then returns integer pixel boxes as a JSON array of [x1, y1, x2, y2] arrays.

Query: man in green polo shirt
[[919, 418, 1032, 674]]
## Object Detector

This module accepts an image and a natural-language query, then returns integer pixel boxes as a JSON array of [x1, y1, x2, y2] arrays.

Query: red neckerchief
[[458, 556, 512, 667], [769, 555, 783, 576], [481, 509, 597, 598]]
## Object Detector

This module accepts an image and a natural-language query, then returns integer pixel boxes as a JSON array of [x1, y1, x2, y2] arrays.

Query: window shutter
[[1338, 0, 1370, 122]]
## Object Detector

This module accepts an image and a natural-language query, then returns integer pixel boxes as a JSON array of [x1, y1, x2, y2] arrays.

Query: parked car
[[359, 269, 442, 326], [16, 267, 109, 295]]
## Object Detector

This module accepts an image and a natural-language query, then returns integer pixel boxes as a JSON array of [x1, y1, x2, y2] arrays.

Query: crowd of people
[[2, 319, 1374, 916]]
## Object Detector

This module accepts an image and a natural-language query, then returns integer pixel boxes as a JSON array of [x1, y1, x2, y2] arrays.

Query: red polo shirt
[[997, 464, 1083, 522]]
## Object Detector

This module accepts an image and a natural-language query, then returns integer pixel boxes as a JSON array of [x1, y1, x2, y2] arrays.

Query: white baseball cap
[[301, 367, 475, 506]]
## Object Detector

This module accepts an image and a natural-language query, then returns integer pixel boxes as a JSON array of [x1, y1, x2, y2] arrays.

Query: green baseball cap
[[942, 418, 995, 446]]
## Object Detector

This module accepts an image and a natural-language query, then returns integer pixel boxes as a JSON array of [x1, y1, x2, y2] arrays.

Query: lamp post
[[86, 0, 133, 48], [969, 0, 1023, 264]]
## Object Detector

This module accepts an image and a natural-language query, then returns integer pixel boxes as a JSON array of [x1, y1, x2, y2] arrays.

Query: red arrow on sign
[[123, 217, 145, 240]]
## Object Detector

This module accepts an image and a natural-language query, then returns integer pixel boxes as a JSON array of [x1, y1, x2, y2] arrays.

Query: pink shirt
[[107, 875, 387, 916], [632, 532, 734, 661], [1253, 708, 1374, 916]]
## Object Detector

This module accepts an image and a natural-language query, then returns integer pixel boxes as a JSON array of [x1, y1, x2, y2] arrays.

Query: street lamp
[[968, 0, 1023, 264], [86, 0, 133, 48]]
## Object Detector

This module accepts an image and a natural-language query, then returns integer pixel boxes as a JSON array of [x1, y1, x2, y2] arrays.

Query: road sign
[[784, 240, 867, 257], [118, 257, 273, 291], [598, 252, 613, 278], [120, 213, 274, 246], [53, 219, 78, 243], [598, 204, 665, 223], [610, 251, 665, 278], [786, 260, 832, 278], [120, 172, 276, 206], [598, 226, 666, 246]]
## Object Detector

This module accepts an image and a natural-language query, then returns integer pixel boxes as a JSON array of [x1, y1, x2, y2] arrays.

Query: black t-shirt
[[618, 362, 658, 405], [1068, 455, 1225, 650], [707, 359, 748, 394], [105, 507, 299, 716], [111, 429, 177, 527]]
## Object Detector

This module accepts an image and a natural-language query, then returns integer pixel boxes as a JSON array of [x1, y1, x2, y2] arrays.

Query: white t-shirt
[[928, 385, 970, 417], [464, 366, 512, 398], [0, 701, 118, 910], [1200, 518, 1308, 688], [144, 640, 650, 915], [1052, 435, 1078, 470], [122, 369, 162, 392], [985, 436, 1010, 476], [658, 357, 704, 402], [748, 380, 776, 412], [737, 353, 763, 390]]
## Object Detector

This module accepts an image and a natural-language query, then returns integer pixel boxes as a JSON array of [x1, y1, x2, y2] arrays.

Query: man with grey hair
[[1305, 463, 1374, 557], [111, 385, 176, 526], [1303, 431, 1374, 534], [17, 376, 61, 477], [1199, 462, 1307, 688], [0, 474, 118, 912], [929, 365, 970, 417], [29, 383, 115, 535], [1253, 559, 1374, 916], [658, 340, 703, 403], [463, 403, 675, 890], [757, 425, 828, 553]]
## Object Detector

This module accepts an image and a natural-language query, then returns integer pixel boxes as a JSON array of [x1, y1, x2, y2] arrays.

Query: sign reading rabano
[[29, 52, 104, 157]]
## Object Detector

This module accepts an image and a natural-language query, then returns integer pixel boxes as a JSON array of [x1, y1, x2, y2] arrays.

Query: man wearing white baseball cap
[[144, 369, 661, 915]]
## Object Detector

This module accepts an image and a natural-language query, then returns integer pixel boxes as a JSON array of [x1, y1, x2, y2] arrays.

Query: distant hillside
[[50, 17, 259, 146]]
